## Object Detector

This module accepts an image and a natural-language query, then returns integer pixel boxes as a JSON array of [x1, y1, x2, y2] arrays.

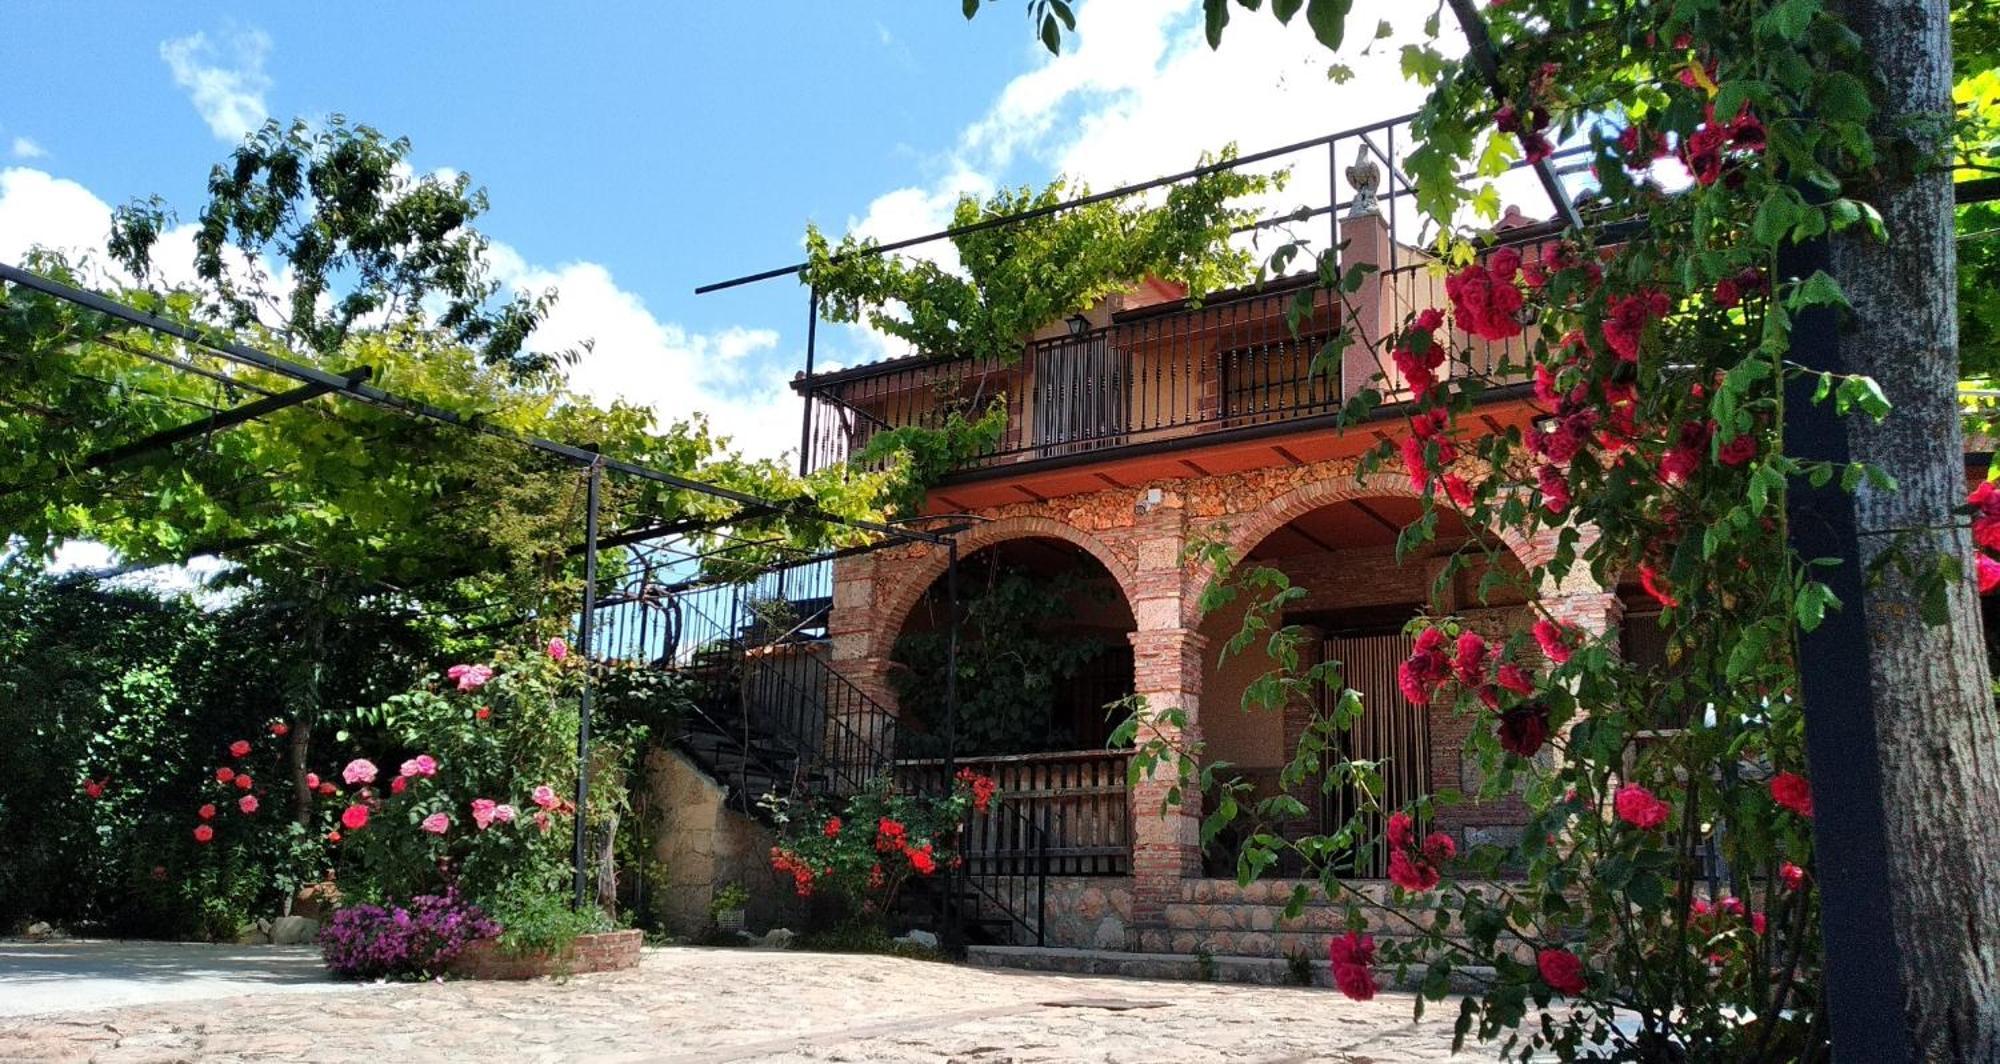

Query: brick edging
[[446, 928, 643, 981]]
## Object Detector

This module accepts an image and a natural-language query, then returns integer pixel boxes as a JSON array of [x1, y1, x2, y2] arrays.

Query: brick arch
[[865, 515, 1143, 663], [1184, 469, 1546, 627]]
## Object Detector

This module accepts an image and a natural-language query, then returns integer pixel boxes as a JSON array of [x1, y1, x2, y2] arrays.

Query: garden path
[[0, 940, 359, 1018], [0, 945, 1476, 1062]]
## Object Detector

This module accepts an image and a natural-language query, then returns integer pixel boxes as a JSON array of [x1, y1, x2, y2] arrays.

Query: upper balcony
[[743, 114, 1587, 504], [791, 212, 1551, 502]]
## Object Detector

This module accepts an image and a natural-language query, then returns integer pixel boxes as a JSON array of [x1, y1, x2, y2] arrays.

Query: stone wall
[[642, 747, 802, 937], [1030, 876, 1135, 950]]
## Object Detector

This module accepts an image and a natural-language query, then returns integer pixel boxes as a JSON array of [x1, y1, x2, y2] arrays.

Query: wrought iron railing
[[801, 280, 1344, 475], [901, 749, 1132, 876]]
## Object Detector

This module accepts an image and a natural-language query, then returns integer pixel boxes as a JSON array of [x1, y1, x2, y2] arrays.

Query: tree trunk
[[1824, 0, 2000, 1057]]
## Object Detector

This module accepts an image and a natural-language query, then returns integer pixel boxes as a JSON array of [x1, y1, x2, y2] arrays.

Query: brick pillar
[[1127, 626, 1206, 928], [1543, 591, 1624, 643]]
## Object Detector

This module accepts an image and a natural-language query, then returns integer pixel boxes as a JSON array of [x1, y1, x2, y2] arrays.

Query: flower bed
[[446, 928, 643, 980]]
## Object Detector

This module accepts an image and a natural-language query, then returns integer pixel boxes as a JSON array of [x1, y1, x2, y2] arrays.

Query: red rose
[[1770, 772, 1814, 818], [83, 779, 104, 799], [317, 782, 337, 797], [1387, 847, 1440, 892], [476, 706, 492, 721], [198, 803, 216, 820], [215, 767, 235, 784], [1614, 784, 1671, 830], [1496, 663, 1536, 696], [1538, 948, 1587, 994], [1329, 931, 1379, 1001], [341, 804, 370, 831], [235, 775, 253, 791], [327, 831, 342, 843], [1497, 703, 1551, 757], [390, 776, 408, 795], [193, 825, 214, 844], [1532, 620, 1573, 664], [1451, 632, 1489, 688], [1779, 862, 1807, 891], [229, 740, 251, 759], [1718, 434, 1758, 467], [824, 817, 842, 838], [1385, 811, 1415, 851], [270, 722, 289, 738], [238, 795, 259, 815], [305, 773, 320, 790]]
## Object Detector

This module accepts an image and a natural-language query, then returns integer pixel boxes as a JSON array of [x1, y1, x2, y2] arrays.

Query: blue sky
[[2, 0, 1438, 459]]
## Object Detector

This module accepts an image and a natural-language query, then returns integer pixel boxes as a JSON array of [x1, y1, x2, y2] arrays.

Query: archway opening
[[889, 536, 1137, 760], [1200, 496, 1529, 877]]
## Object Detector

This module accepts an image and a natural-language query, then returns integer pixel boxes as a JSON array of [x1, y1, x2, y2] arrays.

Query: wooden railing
[[899, 749, 1133, 876]]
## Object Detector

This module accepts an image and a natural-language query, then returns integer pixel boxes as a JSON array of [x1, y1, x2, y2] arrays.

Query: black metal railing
[[801, 281, 1344, 475]]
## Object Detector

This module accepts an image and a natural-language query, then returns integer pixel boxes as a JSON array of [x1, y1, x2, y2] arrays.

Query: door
[[1321, 631, 1433, 878], [1032, 334, 1127, 455]]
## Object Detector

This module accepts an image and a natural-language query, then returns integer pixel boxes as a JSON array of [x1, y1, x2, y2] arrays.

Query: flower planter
[[447, 928, 643, 980], [714, 908, 746, 934]]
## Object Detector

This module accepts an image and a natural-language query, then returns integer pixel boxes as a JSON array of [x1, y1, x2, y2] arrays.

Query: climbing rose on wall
[[1538, 948, 1587, 995], [1769, 772, 1814, 818]]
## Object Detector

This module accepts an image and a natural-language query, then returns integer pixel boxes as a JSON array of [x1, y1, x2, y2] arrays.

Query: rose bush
[[763, 771, 991, 927]]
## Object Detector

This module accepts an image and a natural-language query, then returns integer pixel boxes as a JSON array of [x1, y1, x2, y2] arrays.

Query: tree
[[964, 0, 1998, 1057]]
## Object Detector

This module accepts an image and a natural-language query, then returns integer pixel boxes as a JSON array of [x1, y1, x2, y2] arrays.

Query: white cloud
[[0, 168, 115, 269], [160, 26, 273, 141], [487, 246, 800, 462], [10, 137, 46, 160]]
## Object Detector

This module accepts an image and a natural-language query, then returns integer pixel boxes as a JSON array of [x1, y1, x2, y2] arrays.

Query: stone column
[[1126, 626, 1207, 928]]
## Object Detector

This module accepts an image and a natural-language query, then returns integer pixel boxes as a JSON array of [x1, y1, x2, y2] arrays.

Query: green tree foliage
[[892, 561, 1122, 756], [803, 155, 1278, 367], [109, 116, 561, 379]]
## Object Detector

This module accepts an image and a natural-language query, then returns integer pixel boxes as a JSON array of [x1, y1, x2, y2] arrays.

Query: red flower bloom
[[235, 775, 253, 791], [1496, 663, 1536, 696], [327, 831, 342, 843], [907, 844, 938, 875], [1446, 259, 1526, 342], [193, 824, 214, 844], [824, 817, 843, 839], [340, 804, 370, 831], [83, 779, 104, 799], [1421, 831, 1456, 864], [476, 706, 492, 721], [270, 722, 289, 738], [1614, 784, 1671, 829], [390, 776, 408, 795], [215, 767, 236, 784], [1770, 772, 1814, 818], [317, 782, 337, 797], [1602, 289, 1670, 362], [1532, 619, 1573, 664], [1441, 473, 1474, 508], [875, 818, 908, 852], [198, 803, 216, 820], [238, 795, 259, 815], [1498, 703, 1552, 757], [305, 773, 320, 790], [1452, 632, 1489, 687], [1329, 931, 1379, 1001], [1779, 862, 1807, 891], [1538, 948, 1587, 995], [1538, 464, 1571, 515], [1386, 811, 1415, 851], [1969, 482, 2000, 551], [1639, 564, 1679, 608], [1979, 554, 2000, 596], [1714, 278, 1741, 308], [1388, 847, 1441, 892], [229, 740, 251, 759], [1717, 434, 1758, 467]]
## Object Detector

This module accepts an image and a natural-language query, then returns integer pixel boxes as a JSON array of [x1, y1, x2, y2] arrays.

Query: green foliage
[[0, 564, 428, 936], [893, 560, 1122, 756], [488, 880, 612, 959], [850, 401, 1009, 515], [109, 116, 561, 378], [803, 154, 1276, 368], [708, 882, 750, 917], [763, 774, 980, 928]]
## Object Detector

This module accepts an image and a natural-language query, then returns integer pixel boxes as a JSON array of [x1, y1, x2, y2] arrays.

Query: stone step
[[966, 945, 1497, 993], [1131, 927, 1537, 967]]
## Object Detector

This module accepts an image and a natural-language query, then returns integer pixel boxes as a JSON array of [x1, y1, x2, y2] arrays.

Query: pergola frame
[[0, 260, 960, 912]]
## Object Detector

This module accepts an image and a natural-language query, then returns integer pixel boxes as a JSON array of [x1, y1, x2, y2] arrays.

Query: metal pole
[[941, 539, 961, 952], [572, 457, 603, 911], [1780, 232, 1909, 1059], [800, 286, 819, 477]]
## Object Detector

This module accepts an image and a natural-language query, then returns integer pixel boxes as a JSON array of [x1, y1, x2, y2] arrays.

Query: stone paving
[[0, 945, 1488, 1063]]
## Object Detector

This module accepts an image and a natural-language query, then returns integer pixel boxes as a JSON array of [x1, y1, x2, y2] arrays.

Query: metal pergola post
[[572, 456, 603, 911]]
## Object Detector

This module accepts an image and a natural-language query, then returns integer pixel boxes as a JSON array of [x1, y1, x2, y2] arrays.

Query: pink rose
[[533, 810, 552, 833], [446, 664, 495, 692], [421, 812, 450, 835], [493, 803, 517, 824], [471, 799, 498, 830], [532, 785, 560, 810], [398, 754, 438, 779], [305, 772, 320, 790], [341, 759, 377, 786], [238, 795, 259, 815], [547, 637, 569, 662], [340, 804, 370, 831]]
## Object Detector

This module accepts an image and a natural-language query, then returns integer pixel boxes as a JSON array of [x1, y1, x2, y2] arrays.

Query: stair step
[[966, 945, 1497, 991]]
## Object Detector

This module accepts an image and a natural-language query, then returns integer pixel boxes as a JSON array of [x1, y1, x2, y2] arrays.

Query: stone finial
[[1345, 144, 1381, 218]]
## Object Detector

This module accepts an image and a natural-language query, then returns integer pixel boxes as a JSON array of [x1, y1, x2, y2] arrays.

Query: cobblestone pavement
[[0, 946, 1485, 1063]]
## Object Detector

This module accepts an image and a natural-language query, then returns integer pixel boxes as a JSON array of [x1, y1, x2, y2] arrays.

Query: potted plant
[[710, 883, 750, 934]]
